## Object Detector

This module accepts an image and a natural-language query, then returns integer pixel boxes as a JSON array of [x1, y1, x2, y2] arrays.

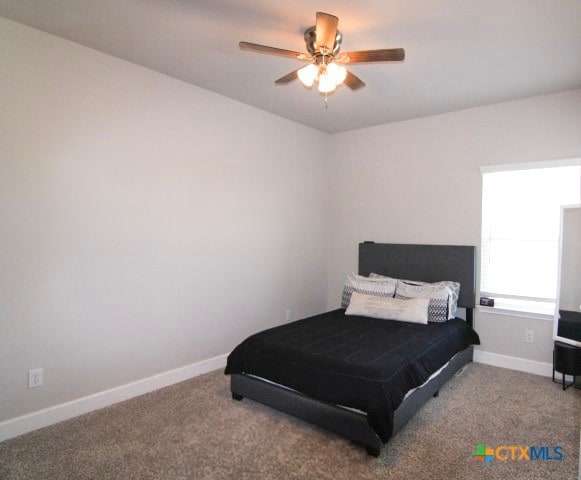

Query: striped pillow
[[371, 273, 460, 320], [394, 280, 449, 323], [341, 274, 396, 309]]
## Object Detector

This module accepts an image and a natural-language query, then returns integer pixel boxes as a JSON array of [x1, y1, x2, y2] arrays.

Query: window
[[480, 160, 581, 315]]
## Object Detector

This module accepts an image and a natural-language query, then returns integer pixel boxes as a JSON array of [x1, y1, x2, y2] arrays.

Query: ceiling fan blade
[[239, 42, 311, 60], [275, 69, 300, 85], [344, 70, 366, 90], [336, 48, 405, 63], [315, 12, 339, 53]]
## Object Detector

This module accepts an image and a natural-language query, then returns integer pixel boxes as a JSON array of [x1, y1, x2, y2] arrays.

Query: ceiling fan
[[239, 12, 405, 95]]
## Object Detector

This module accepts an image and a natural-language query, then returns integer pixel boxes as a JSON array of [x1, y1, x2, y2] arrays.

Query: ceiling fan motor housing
[[304, 26, 342, 56]]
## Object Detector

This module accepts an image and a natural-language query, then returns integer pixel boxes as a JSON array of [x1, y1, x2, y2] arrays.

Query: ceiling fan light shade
[[318, 71, 336, 93], [327, 62, 347, 85], [297, 64, 318, 87]]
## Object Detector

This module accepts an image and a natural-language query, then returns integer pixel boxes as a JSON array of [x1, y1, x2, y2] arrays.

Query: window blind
[[480, 163, 580, 303]]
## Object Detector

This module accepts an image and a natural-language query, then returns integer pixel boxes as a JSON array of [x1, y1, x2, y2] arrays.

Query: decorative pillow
[[341, 274, 396, 309], [369, 272, 397, 282], [371, 273, 460, 320], [395, 280, 449, 323], [346, 292, 429, 324]]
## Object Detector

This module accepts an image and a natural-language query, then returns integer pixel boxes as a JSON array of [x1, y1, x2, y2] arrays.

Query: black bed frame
[[230, 242, 477, 457]]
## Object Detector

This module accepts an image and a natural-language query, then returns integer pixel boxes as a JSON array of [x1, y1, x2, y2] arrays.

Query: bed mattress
[[225, 309, 480, 442]]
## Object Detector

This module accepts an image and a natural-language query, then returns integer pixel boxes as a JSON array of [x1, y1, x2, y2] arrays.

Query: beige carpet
[[0, 363, 579, 480]]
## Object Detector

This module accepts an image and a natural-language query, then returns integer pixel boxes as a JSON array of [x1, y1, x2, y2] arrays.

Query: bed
[[225, 242, 479, 456]]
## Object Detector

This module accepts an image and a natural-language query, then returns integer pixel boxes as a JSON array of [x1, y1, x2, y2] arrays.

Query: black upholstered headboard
[[358, 242, 476, 323]]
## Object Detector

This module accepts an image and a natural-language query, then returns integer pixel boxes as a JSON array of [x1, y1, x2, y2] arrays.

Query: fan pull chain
[[325, 93, 328, 110]]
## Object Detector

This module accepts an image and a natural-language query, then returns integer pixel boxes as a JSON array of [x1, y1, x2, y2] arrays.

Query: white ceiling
[[1, 0, 580, 133]]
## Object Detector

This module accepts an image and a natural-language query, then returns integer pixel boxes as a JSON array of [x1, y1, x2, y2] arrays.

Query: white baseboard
[[0, 353, 229, 443], [473, 349, 554, 377], [0, 349, 564, 443]]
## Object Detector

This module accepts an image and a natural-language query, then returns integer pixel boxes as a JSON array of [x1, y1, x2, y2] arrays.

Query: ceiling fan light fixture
[[239, 11, 405, 97], [327, 62, 347, 86], [297, 64, 318, 87], [318, 70, 336, 93]]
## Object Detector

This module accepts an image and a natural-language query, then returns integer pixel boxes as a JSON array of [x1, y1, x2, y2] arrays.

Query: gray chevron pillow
[[395, 280, 449, 323], [371, 273, 460, 320], [341, 274, 397, 309]]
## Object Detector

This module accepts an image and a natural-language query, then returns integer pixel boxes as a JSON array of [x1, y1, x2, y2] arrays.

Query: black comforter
[[225, 309, 480, 442]]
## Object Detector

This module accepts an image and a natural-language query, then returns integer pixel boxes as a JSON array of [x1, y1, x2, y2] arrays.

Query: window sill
[[476, 305, 555, 321]]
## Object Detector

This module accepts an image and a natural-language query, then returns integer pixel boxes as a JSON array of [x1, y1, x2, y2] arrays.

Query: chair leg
[[562, 375, 576, 391], [232, 392, 243, 401], [366, 445, 381, 457]]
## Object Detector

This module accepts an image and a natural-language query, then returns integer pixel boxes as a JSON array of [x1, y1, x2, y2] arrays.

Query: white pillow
[[345, 292, 429, 324], [394, 280, 450, 323], [340, 273, 396, 309]]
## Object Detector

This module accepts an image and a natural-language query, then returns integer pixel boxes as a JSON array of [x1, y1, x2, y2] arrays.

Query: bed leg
[[231, 392, 243, 401], [366, 445, 381, 457], [433, 390, 439, 398]]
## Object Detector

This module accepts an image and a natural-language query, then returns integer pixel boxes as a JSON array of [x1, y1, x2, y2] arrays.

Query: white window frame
[[553, 203, 581, 348], [479, 158, 581, 319]]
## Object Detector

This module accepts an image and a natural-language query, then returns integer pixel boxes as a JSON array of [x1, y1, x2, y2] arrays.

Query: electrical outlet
[[28, 368, 44, 388], [525, 330, 535, 343], [285, 309, 293, 322]]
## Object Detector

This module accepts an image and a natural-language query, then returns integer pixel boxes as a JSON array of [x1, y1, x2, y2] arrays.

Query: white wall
[[0, 18, 328, 423], [327, 89, 581, 364]]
